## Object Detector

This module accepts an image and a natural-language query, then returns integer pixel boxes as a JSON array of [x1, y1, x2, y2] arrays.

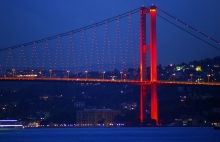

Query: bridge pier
[[140, 85, 147, 124], [150, 6, 158, 125], [140, 84, 158, 125], [151, 83, 158, 124], [139, 6, 148, 125]]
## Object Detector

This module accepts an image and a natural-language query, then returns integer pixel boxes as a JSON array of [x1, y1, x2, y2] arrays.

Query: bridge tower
[[139, 5, 158, 124]]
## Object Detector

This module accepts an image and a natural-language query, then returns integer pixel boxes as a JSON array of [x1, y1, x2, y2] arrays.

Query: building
[[174, 115, 204, 126], [173, 71, 183, 79], [212, 107, 220, 113], [179, 95, 187, 102], [74, 101, 85, 108], [40, 95, 48, 100], [121, 102, 137, 110], [200, 94, 213, 100], [76, 109, 120, 127]]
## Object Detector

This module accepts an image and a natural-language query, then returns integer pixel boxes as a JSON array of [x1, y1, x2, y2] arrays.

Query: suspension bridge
[[0, 5, 220, 125]]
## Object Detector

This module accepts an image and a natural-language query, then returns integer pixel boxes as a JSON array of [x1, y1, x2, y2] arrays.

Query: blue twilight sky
[[0, 0, 220, 67]]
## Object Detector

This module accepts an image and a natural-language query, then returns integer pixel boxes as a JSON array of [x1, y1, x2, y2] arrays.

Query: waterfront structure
[[0, 120, 23, 128], [76, 109, 120, 127]]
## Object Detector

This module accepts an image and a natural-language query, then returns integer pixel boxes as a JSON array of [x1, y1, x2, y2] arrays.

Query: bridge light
[[150, 9, 156, 12]]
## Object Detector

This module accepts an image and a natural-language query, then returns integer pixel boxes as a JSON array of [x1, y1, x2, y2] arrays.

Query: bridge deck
[[1, 77, 220, 86]]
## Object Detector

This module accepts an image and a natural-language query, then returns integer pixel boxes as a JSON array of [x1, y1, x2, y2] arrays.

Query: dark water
[[0, 127, 219, 142]]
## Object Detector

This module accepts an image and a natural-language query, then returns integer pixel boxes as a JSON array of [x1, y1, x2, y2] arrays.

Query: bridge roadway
[[1, 77, 220, 86]]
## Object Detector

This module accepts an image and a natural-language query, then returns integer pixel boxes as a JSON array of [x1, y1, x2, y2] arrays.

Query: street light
[[85, 71, 88, 79], [124, 74, 126, 80], [67, 70, 70, 78], [172, 73, 175, 81], [12, 68, 15, 77], [31, 70, 34, 76], [207, 74, 210, 83], [102, 71, 105, 79], [197, 78, 201, 83], [120, 72, 123, 80], [190, 74, 193, 82], [49, 69, 52, 78]]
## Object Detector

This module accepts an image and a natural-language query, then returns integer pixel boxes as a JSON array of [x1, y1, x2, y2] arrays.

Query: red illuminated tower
[[139, 6, 148, 124], [150, 6, 158, 124], [139, 5, 158, 124]]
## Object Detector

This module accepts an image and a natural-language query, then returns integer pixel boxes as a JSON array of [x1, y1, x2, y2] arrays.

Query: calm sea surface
[[0, 127, 219, 142]]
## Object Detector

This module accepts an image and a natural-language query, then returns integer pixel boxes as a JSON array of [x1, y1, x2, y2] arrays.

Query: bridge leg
[[149, 5, 158, 125], [140, 85, 147, 125], [140, 7, 147, 81], [150, 6, 157, 82], [151, 83, 158, 124]]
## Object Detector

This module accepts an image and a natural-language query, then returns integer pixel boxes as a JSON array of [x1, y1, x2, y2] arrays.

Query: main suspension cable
[[157, 7, 220, 45], [157, 14, 220, 51], [0, 7, 141, 52]]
